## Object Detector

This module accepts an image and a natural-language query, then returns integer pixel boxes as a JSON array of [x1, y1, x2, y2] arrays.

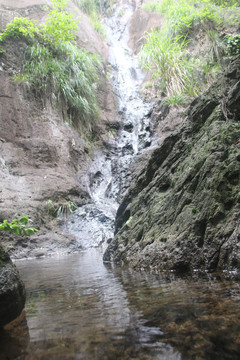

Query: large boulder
[[0, 244, 26, 327], [104, 56, 240, 272]]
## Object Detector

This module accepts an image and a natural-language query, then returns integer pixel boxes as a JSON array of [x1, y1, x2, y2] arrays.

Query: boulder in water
[[0, 244, 26, 327]]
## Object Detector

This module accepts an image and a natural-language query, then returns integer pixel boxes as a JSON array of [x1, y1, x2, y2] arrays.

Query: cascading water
[[64, 2, 153, 249]]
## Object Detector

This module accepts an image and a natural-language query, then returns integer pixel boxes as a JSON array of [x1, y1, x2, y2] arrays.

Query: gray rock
[[104, 56, 240, 273], [0, 244, 26, 327]]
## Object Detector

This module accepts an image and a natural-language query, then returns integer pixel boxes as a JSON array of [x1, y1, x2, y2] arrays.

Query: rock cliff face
[[0, 244, 26, 327], [0, 0, 117, 258], [104, 56, 240, 272]]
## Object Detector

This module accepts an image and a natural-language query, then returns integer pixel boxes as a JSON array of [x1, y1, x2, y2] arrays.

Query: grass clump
[[73, 0, 106, 39], [18, 42, 101, 131], [45, 199, 78, 218], [89, 12, 106, 39], [140, 32, 198, 98], [0, 0, 102, 135], [75, 0, 98, 15], [74, 0, 116, 16], [141, 0, 240, 104]]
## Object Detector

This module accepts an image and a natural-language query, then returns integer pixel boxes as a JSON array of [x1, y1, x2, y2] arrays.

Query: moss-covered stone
[[104, 56, 240, 272], [0, 243, 26, 327]]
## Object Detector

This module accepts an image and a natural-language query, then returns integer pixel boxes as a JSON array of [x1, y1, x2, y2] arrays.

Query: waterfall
[[64, 2, 152, 249]]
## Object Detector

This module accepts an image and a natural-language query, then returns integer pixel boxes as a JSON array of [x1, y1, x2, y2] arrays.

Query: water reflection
[[12, 250, 180, 359], [2, 250, 240, 359], [0, 311, 30, 359]]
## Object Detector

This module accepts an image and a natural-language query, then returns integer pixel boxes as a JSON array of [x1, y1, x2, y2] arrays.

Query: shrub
[[0, 17, 40, 42], [42, 0, 78, 46], [144, 0, 223, 38], [224, 33, 240, 55], [0, 0, 78, 47]]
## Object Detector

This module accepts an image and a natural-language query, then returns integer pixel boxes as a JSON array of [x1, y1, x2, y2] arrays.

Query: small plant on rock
[[45, 199, 78, 218]]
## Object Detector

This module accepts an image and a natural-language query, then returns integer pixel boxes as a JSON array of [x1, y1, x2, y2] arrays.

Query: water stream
[[64, 1, 152, 249]]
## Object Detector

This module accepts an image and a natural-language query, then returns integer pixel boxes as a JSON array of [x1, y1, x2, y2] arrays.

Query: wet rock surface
[[0, 244, 26, 327], [104, 56, 240, 272], [63, 2, 156, 250]]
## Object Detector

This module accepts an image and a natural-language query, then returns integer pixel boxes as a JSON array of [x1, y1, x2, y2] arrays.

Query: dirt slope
[[0, 0, 117, 258]]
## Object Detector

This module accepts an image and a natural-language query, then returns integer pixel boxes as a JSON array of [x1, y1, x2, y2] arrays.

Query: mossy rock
[[0, 243, 26, 327], [104, 56, 240, 272]]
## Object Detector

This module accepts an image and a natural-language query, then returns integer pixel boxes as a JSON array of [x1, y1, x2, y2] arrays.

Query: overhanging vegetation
[[140, 0, 240, 105], [0, 0, 102, 134]]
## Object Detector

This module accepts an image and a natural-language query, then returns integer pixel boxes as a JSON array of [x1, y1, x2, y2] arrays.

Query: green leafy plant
[[206, 29, 225, 62], [56, 201, 78, 217], [15, 42, 101, 131], [73, 0, 116, 15], [144, 81, 153, 89], [224, 33, 240, 55], [163, 92, 187, 106], [0, 216, 38, 236], [42, 0, 78, 45], [0, 0, 78, 47], [144, 0, 223, 38], [0, 17, 40, 42]]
